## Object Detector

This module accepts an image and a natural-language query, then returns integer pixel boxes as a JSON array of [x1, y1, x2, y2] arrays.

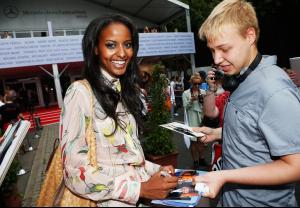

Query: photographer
[[182, 73, 207, 169], [203, 69, 230, 127]]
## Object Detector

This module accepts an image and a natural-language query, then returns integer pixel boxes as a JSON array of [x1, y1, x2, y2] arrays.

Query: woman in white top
[[60, 14, 178, 207], [182, 73, 206, 169]]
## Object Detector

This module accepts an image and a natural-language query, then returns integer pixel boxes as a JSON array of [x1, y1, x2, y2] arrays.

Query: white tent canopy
[[82, 0, 189, 27], [0, 0, 190, 31]]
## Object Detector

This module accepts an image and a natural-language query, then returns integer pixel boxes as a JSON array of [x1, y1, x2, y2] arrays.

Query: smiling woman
[[96, 22, 133, 77], [57, 14, 178, 206]]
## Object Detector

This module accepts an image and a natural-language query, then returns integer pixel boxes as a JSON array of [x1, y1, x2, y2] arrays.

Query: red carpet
[[22, 106, 61, 130]]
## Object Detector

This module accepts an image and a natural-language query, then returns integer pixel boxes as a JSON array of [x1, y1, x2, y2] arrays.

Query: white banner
[[138, 32, 195, 57], [0, 35, 83, 68], [0, 32, 195, 69]]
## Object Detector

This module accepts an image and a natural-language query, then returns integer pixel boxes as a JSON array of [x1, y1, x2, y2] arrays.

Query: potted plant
[[142, 63, 178, 168], [0, 159, 22, 207]]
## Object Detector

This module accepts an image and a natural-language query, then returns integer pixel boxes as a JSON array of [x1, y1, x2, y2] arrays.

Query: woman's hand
[[193, 171, 226, 199], [193, 127, 222, 144], [140, 171, 178, 199]]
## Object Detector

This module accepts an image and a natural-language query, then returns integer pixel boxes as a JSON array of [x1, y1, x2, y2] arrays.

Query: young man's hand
[[193, 127, 222, 144], [194, 171, 226, 198]]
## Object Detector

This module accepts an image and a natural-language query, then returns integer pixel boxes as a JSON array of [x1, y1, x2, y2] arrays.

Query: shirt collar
[[101, 68, 118, 82], [101, 68, 121, 93]]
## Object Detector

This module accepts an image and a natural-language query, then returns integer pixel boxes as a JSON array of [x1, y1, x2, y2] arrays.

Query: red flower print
[[119, 183, 128, 200], [79, 167, 86, 181], [117, 144, 128, 153]]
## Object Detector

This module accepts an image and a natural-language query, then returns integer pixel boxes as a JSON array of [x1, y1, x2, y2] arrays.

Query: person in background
[[198, 71, 208, 91], [0, 90, 24, 131], [183, 73, 191, 91], [201, 69, 230, 173], [182, 73, 206, 169], [150, 27, 158, 33], [43, 86, 50, 108], [60, 14, 178, 207], [143, 26, 150, 33], [138, 63, 152, 117], [170, 76, 178, 116], [193, 0, 300, 206], [2, 31, 12, 39], [174, 76, 183, 116], [166, 76, 176, 120], [203, 70, 230, 128]]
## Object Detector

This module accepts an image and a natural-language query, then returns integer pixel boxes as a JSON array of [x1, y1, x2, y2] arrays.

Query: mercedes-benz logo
[[3, 6, 19, 18]]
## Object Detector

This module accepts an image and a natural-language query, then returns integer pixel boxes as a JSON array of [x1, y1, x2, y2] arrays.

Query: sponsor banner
[[138, 32, 195, 57], [0, 35, 83, 68], [0, 32, 195, 68]]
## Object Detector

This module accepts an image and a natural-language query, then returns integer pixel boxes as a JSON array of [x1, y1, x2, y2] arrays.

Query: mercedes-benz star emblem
[[3, 6, 19, 18]]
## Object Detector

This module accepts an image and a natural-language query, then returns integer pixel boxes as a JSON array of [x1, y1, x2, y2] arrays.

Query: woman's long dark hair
[[82, 14, 144, 135]]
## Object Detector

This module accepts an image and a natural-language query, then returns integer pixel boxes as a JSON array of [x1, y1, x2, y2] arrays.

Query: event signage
[[0, 36, 83, 68], [0, 32, 195, 69], [138, 32, 195, 57]]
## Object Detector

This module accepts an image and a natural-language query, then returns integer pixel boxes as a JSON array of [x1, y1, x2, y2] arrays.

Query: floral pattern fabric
[[60, 81, 160, 207]]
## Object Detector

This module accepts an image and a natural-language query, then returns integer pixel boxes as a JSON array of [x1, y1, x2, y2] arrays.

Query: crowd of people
[[2, 0, 300, 207]]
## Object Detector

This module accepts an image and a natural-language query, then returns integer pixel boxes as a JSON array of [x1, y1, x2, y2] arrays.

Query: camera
[[213, 70, 224, 81], [211, 65, 224, 81], [192, 92, 204, 103], [198, 93, 204, 103]]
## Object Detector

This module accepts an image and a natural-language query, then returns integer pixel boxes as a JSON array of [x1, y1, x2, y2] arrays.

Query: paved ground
[[17, 125, 59, 207], [14, 106, 300, 206]]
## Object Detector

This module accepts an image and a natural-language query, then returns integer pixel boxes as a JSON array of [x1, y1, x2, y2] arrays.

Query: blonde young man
[[193, 0, 300, 206]]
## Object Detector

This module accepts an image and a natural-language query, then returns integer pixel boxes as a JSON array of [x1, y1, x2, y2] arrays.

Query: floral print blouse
[[60, 75, 160, 206]]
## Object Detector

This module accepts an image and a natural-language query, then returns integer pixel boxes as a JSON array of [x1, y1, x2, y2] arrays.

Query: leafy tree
[[166, 0, 222, 33]]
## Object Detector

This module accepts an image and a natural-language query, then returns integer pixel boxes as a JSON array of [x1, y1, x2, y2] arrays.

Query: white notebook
[[160, 122, 205, 138]]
